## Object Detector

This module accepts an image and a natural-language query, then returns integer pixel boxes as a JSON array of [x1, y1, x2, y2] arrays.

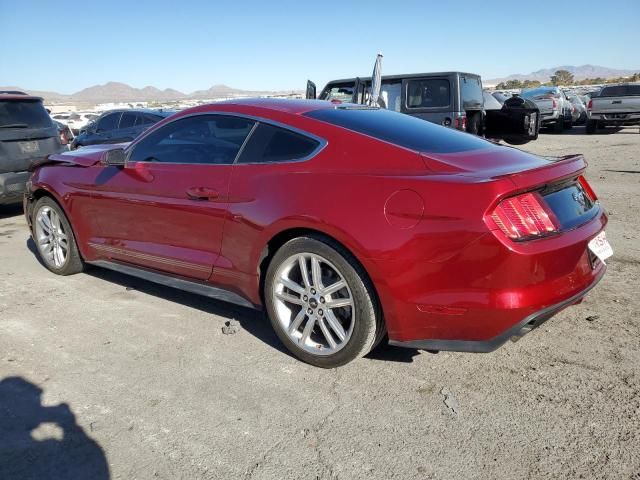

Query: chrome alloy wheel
[[272, 253, 355, 356], [34, 205, 69, 269]]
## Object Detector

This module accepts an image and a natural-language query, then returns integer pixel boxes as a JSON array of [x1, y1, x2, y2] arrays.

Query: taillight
[[551, 98, 557, 109], [489, 192, 559, 241], [587, 99, 593, 110], [578, 175, 597, 201], [454, 115, 467, 130]]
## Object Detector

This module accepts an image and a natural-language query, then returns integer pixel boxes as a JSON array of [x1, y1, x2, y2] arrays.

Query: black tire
[[504, 137, 530, 146], [265, 235, 383, 368], [586, 120, 597, 135], [31, 196, 85, 276], [466, 112, 482, 136], [565, 120, 573, 130], [553, 117, 564, 133]]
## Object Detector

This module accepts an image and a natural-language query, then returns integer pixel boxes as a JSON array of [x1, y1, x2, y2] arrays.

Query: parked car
[[483, 92, 539, 144], [50, 112, 99, 134], [0, 91, 66, 205], [586, 83, 640, 134], [307, 72, 540, 145], [24, 99, 611, 367], [72, 109, 174, 149], [521, 87, 573, 132], [567, 95, 588, 125]]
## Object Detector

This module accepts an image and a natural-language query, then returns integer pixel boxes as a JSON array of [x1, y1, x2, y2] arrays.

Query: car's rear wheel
[[265, 236, 381, 368], [32, 197, 84, 275], [586, 120, 597, 134]]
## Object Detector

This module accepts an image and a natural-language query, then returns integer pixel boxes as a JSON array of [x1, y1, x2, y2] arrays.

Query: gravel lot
[[1, 126, 639, 480]]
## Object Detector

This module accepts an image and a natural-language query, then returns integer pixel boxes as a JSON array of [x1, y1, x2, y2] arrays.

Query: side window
[[129, 115, 255, 165], [143, 114, 161, 125], [363, 81, 402, 111], [320, 83, 355, 102], [119, 112, 137, 129], [97, 113, 121, 132], [406, 79, 451, 109], [237, 123, 320, 164]]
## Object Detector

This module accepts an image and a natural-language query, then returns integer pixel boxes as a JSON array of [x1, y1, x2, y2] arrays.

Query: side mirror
[[103, 148, 126, 167]]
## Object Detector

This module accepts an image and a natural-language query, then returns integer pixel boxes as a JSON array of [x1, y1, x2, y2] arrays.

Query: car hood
[[38, 143, 129, 168]]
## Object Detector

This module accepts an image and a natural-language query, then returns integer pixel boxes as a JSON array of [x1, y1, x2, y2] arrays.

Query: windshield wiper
[[0, 123, 29, 128]]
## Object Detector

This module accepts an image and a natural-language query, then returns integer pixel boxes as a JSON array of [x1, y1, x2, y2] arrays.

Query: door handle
[[186, 187, 219, 200]]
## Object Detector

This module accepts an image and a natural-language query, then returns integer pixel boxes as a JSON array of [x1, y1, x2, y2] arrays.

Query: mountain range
[[0, 82, 298, 104], [5, 65, 639, 104], [485, 65, 639, 85]]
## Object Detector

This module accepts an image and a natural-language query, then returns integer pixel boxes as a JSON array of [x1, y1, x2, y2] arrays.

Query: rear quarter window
[[237, 123, 320, 163], [305, 107, 492, 153]]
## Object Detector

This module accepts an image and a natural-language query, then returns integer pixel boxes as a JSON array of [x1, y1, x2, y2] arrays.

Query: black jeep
[[307, 72, 539, 145]]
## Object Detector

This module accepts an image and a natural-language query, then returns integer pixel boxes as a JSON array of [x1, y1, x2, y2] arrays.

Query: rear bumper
[[589, 112, 640, 125], [370, 204, 608, 350], [0, 171, 30, 205], [389, 268, 605, 352], [540, 111, 560, 124]]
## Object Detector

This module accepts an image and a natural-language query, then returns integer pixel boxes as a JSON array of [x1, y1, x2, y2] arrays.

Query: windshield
[[0, 99, 53, 128], [305, 107, 493, 153]]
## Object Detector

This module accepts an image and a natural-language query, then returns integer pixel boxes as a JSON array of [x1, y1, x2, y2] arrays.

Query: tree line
[[495, 70, 640, 90]]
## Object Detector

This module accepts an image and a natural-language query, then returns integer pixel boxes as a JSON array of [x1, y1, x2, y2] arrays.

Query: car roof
[[99, 108, 175, 116], [324, 72, 480, 85], [211, 98, 337, 115], [0, 91, 44, 101]]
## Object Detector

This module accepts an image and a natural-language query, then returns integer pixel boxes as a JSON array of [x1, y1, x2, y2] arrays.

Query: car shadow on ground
[[0, 204, 23, 220], [25, 238, 424, 364], [0, 376, 110, 480]]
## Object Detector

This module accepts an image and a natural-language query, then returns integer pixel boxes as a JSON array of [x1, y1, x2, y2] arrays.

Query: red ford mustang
[[24, 99, 612, 367]]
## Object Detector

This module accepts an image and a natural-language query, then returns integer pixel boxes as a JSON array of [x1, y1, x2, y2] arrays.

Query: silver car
[[521, 87, 573, 132], [567, 95, 588, 125]]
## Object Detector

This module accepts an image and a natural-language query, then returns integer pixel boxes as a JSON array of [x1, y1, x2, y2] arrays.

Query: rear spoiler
[[507, 154, 587, 190]]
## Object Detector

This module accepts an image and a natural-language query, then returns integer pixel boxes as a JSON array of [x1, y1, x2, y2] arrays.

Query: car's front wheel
[[265, 236, 382, 368], [32, 197, 85, 275]]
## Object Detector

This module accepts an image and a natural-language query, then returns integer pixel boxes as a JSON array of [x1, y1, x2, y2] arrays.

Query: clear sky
[[1, 0, 639, 94]]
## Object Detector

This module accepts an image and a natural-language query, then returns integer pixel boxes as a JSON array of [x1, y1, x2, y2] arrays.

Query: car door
[[110, 111, 138, 143], [92, 112, 122, 145], [88, 113, 256, 280], [216, 121, 324, 293]]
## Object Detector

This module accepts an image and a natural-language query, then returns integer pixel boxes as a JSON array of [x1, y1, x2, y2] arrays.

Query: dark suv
[[72, 109, 174, 149], [307, 72, 539, 145], [0, 91, 66, 205]]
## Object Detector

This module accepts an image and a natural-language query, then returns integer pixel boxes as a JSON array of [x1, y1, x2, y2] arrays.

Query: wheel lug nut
[[318, 309, 323, 316], [319, 297, 325, 303], [303, 295, 308, 301], [307, 308, 313, 315], [310, 288, 316, 295]]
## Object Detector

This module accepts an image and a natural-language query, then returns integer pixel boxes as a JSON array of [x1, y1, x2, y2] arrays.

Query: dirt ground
[[1, 126, 639, 480]]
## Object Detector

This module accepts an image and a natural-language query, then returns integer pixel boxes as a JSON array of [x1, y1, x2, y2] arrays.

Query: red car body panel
[[25, 99, 608, 350]]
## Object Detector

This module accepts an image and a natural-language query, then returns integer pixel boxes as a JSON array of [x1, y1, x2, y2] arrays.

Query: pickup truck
[[521, 87, 573, 133], [586, 83, 640, 134]]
